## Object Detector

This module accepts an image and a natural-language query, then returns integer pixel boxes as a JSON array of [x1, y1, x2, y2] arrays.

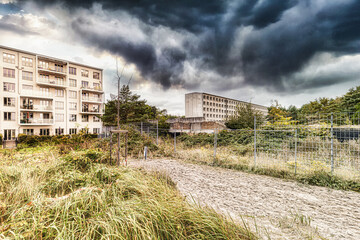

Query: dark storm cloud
[[71, 16, 186, 88], [13, 0, 360, 91]]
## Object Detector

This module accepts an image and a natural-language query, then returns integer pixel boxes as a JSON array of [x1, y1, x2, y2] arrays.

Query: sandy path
[[130, 159, 360, 240]]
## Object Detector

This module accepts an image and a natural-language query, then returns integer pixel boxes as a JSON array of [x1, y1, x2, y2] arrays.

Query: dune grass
[[0, 146, 256, 239]]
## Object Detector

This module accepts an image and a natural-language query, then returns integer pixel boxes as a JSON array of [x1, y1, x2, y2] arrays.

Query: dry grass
[[0, 146, 257, 239]]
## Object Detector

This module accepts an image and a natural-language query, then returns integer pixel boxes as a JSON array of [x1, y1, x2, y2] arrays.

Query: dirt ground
[[130, 159, 360, 240]]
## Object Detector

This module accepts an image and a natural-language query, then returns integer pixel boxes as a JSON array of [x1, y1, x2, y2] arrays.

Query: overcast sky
[[1, 0, 360, 115]]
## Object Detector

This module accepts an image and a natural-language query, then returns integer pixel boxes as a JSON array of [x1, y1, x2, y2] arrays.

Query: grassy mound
[[0, 147, 256, 239]]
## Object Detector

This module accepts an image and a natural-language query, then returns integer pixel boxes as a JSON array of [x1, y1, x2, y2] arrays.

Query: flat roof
[[186, 92, 268, 109], [0, 45, 103, 71]]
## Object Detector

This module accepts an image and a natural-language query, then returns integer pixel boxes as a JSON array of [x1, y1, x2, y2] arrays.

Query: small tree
[[225, 103, 264, 129]]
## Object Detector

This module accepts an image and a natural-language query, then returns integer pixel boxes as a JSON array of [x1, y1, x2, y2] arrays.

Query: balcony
[[37, 77, 67, 88], [20, 118, 54, 125], [20, 104, 53, 112], [82, 96, 102, 103], [80, 108, 103, 115], [38, 66, 67, 76], [20, 90, 53, 99], [81, 86, 104, 93]]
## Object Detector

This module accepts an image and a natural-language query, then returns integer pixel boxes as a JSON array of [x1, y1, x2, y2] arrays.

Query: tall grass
[[0, 146, 256, 239]]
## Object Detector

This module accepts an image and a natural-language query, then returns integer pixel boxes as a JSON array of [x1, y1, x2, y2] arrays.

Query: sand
[[130, 159, 360, 240]]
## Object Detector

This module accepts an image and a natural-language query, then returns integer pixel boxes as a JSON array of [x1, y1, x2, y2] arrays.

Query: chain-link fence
[[103, 113, 360, 178]]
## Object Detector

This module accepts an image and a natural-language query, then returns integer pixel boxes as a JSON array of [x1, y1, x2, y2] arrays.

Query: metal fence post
[[174, 132, 176, 153], [331, 113, 334, 173], [294, 129, 297, 175], [109, 132, 113, 165], [156, 120, 159, 145], [214, 128, 217, 162], [254, 116, 257, 167]]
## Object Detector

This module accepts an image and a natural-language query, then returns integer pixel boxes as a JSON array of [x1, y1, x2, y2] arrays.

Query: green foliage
[[17, 133, 98, 149], [178, 130, 255, 147], [102, 85, 174, 127], [0, 134, 3, 146], [298, 171, 360, 191], [225, 103, 264, 129], [63, 149, 107, 171]]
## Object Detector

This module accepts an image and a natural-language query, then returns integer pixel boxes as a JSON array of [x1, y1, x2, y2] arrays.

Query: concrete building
[[0, 45, 104, 141], [185, 92, 268, 122]]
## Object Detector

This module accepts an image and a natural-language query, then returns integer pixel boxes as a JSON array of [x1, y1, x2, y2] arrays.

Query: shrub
[[0, 134, 3, 146], [63, 149, 106, 170]]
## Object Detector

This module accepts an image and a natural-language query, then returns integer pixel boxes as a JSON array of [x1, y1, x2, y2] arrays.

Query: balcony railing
[[81, 86, 103, 92], [37, 77, 66, 87], [21, 90, 53, 98], [81, 108, 101, 113], [20, 119, 54, 124], [20, 105, 53, 111], [82, 96, 102, 102], [38, 66, 66, 74]]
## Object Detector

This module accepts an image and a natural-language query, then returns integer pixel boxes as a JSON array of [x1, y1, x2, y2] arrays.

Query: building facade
[[0, 45, 104, 141], [185, 92, 268, 122]]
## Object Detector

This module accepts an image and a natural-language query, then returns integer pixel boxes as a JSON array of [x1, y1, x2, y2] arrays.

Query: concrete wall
[[185, 93, 203, 118]]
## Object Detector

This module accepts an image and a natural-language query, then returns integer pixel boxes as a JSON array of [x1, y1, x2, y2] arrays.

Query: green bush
[[0, 133, 3, 146], [63, 149, 106, 171], [17, 133, 99, 149]]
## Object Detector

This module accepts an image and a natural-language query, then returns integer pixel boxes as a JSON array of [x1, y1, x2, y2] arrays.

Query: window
[[93, 72, 100, 79], [3, 53, 15, 64], [69, 102, 77, 110], [55, 128, 64, 135], [81, 69, 89, 77], [23, 129, 34, 135], [4, 112, 15, 121], [81, 81, 89, 88], [69, 79, 77, 87], [22, 57, 33, 67], [22, 71, 33, 81], [40, 129, 50, 136], [93, 116, 100, 122], [40, 100, 50, 107], [4, 97, 15, 107], [55, 101, 64, 110], [40, 87, 50, 96], [69, 114, 77, 122], [55, 77, 65, 86], [55, 113, 64, 122], [69, 128, 77, 135], [93, 83, 100, 90], [4, 129, 15, 141], [55, 64, 64, 73], [3, 82, 15, 92], [55, 89, 64, 97], [82, 115, 89, 122], [3, 68, 15, 78], [39, 61, 49, 69], [69, 90, 77, 99], [69, 67, 77, 75], [93, 128, 100, 134]]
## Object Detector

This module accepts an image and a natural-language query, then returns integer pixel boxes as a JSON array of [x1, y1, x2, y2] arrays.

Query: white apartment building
[[0, 45, 104, 141], [185, 92, 268, 122]]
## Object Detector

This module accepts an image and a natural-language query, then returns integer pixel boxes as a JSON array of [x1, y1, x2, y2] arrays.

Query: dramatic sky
[[1, 0, 360, 115]]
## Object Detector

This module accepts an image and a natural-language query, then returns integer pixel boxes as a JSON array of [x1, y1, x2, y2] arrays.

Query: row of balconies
[[20, 90, 102, 102], [20, 118, 54, 124], [20, 105, 103, 113], [36, 78, 103, 92]]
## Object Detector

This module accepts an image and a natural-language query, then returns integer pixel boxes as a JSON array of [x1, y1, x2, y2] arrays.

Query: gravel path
[[130, 159, 360, 240]]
